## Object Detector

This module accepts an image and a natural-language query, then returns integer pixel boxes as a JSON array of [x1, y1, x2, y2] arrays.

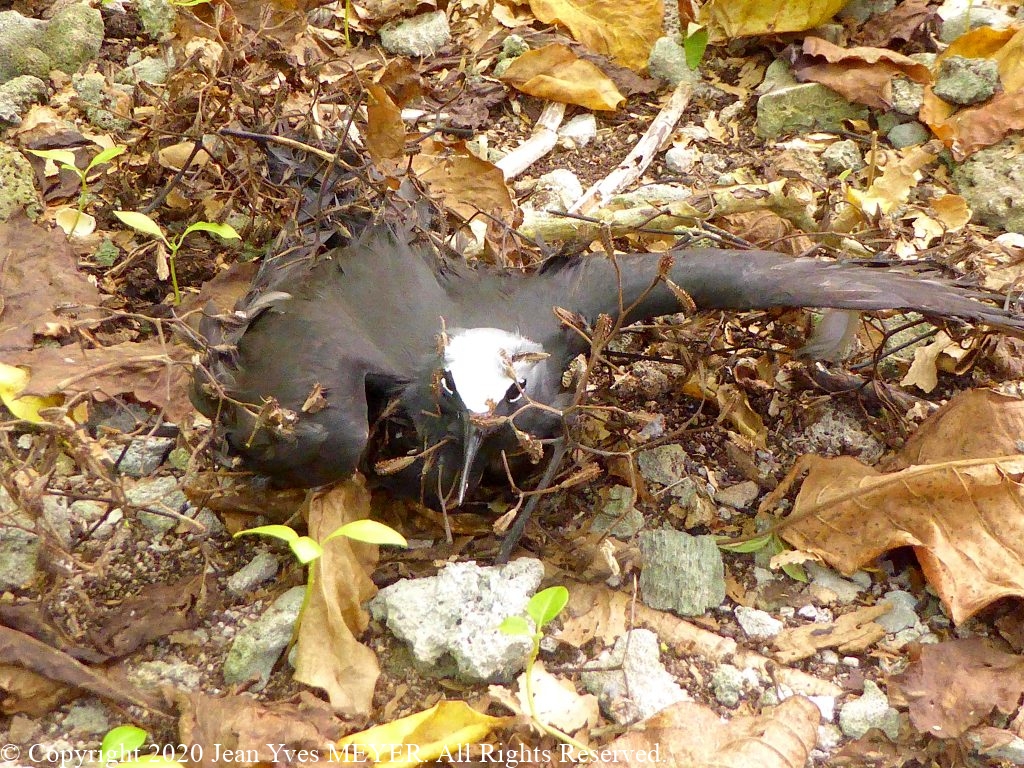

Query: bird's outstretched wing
[[532, 249, 1024, 343]]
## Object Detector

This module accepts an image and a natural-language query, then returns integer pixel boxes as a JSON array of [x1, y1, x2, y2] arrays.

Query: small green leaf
[[87, 145, 127, 170], [290, 536, 323, 565], [114, 210, 167, 242], [101, 725, 147, 761], [324, 519, 408, 548], [234, 524, 300, 543], [781, 561, 808, 582], [499, 616, 531, 636], [683, 26, 709, 70], [182, 221, 241, 241], [526, 586, 568, 629], [27, 148, 78, 168], [718, 533, 774, 553]]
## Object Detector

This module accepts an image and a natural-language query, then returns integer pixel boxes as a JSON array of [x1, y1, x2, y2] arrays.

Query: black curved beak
[[457, 417, 484, 506]]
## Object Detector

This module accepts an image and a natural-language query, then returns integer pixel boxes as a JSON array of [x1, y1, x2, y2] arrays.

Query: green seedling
[[683, 23, 709, 70], [113, 211, 240, 305], [719, 531, 808, 582], [235, 519, 408, 632], [28, 145, 126, 237], [500, 586, 592, 757], [98, 724, 184, 766]]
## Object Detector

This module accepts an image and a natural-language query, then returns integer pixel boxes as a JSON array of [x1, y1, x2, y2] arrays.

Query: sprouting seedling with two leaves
[[500, 586, 593, 757], [234, 519, 408, 631], [113, 211, 239, 305], [28, 145, 126, 237]]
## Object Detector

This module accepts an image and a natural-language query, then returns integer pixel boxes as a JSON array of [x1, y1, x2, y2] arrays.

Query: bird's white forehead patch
[[443, 328, 543, 414]]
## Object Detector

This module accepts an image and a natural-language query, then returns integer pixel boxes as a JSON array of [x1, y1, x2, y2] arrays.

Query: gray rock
[[734, 605, 784, 639], [756, 59, 799, 95], [801, 405, 885, 463], [664, 146, 699, 174], [379, 11, 451, 57], [582, 629, 688, 723], [839, 680, 900, 740], [127, 476, 187, 534], [711, 663, 762, 707], [502, 34, 529, 58], [558, 114, 597, 149], [639, 529, 725, 616], [108, 436, 175, 477], [876, 590, 919, 634], [822, 139, 864, 175], [933, 56, 999, 106], [228, 553, 280, 596], [806, 562, 866, 604], [223, 586, 306, 688], [62, 702, 110, 736], [136, 0, 176, 38], [0, 3, 103, 83], [953, 138, 1024, 233], [648, 36, 701, 87], [888, 120, 931, 148], [128, 659, 203, 691], [528, 169, 582, 213], [592, 485, 644, 538], [967, 730, 1024, 764], [370, 558, 543, 682], [0, 74, 47, 126], [70, 500, 123, 541], [939, 4, 1014, 43], [115, 56, 170, 86], [890, 76, 925, 116], [0, 144, 43, 221], [838, 0, 895, 24], [637, 444, 688, 487], [0, 487, 40, 590], [756, 83, 868, 138], [72, 73, 133, 131], [715, 481, 758, 510]]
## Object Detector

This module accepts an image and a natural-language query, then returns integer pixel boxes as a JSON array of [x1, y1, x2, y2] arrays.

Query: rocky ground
[[2, 0, 1024, 766]]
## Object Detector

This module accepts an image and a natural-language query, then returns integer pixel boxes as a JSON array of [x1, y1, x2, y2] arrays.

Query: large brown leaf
[[780, 390, 1024, 623]]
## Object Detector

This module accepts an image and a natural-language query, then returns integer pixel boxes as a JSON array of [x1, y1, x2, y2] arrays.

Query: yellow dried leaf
[[528, 0, 662, 71], [0, 363, 62, 423], [699, 0, 846, 40], [500, 44, 624, 110], [335, 700, 511, 768]]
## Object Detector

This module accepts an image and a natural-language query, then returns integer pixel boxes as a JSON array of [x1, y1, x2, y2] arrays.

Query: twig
[[494, 102, 566, 180], [569, 80, 693, 215]]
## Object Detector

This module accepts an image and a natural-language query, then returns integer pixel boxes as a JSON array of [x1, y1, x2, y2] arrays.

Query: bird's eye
[[441, 371, 456, 396], [505, 379, 526, 403]]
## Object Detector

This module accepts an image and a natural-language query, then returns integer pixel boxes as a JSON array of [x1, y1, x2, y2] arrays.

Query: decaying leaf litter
[[3, 0, 1024, 764]]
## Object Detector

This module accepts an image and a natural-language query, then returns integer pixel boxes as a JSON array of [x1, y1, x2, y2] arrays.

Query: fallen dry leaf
[[336, 700, 512, 768], [699, 0, 846, 40], [411, 138, 515, 223], [177, 690, 343, 768], [780, 390, 1024, 623], [292, 477, 381, 717], [590, 696, 820, 767], [773, 603, 890, 664], [920, 26, 1024, 158], [793, 37, 931, 111], [511, 661, 600, 733], [528, 0, 662, 71], [500, 44, 625, 111], [0, 213, 101, 352], [3, 337, 194, 424], [891, 638, 1024, 738]]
